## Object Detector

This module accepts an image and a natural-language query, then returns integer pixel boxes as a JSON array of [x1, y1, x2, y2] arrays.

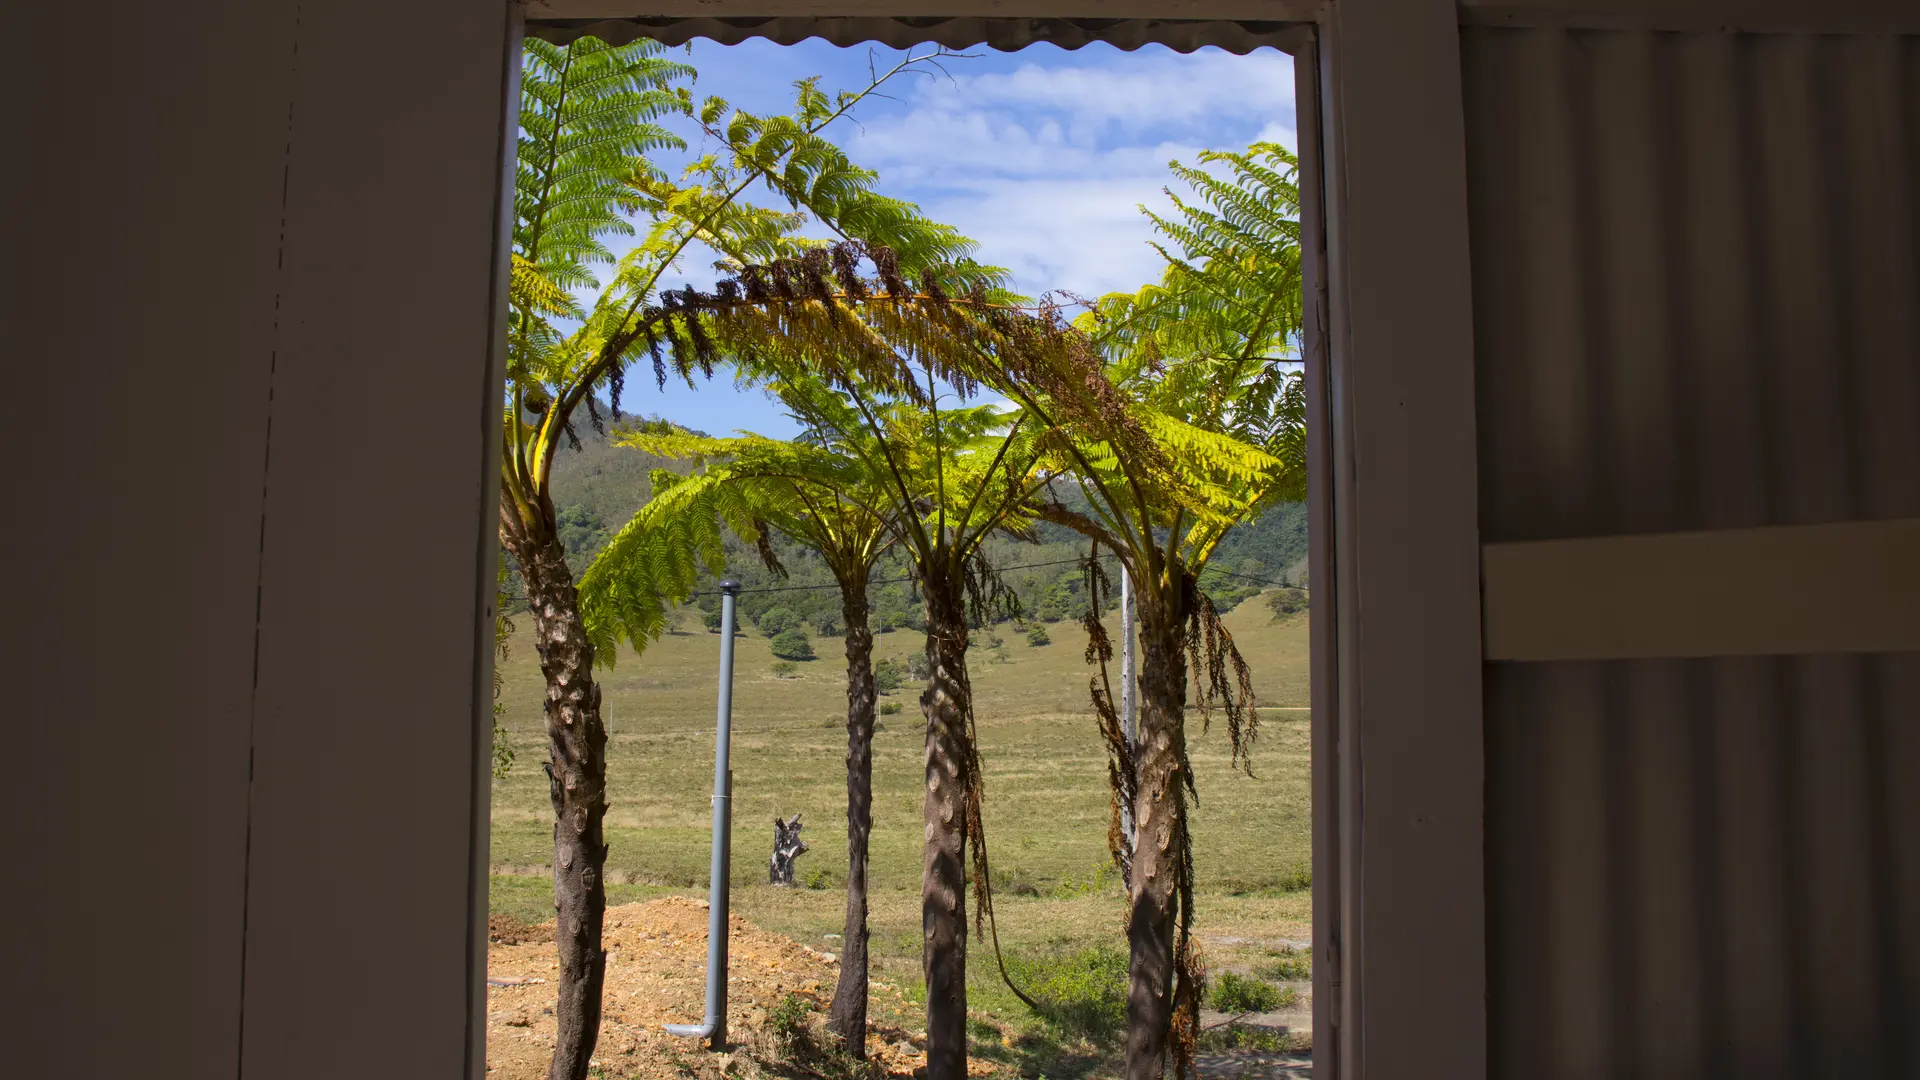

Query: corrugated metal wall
[[1462, 27, 1920, 1079]]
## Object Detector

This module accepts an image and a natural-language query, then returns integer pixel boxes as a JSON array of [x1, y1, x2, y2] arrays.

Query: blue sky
[[607, 38, 1296, 437]]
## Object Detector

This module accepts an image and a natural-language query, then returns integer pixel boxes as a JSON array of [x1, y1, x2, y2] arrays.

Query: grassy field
[[490, 594, 1312, 1067]]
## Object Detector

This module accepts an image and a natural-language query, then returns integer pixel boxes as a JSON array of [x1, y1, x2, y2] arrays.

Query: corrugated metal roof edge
[[526, 16, 1296, 54]]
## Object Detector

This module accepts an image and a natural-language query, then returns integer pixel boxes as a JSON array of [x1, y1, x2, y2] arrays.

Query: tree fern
[[516, 37, 691, 298], [501, 41, 1013, 1080], [1077, 141, 1305, 461]]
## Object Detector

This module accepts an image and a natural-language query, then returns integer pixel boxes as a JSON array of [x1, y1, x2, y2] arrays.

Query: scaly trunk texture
[[921, 584, 973, 1080], [509, 527, 609, 1080], [828, 580, 876, 1055], [1126, 613, 1190, 1080]]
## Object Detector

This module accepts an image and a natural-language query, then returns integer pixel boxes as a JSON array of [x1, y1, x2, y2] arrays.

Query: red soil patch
[[485, 897, 980, 1079]]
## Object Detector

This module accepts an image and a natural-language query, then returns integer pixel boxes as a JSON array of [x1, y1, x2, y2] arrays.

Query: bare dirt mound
[[486, 896, 951, 1079]]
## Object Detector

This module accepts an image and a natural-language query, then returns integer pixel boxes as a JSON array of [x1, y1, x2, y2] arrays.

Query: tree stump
[[769, 813, 809, 886]]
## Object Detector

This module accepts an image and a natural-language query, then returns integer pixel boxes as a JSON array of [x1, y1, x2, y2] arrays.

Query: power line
[[1203, 567, 1308, 591]]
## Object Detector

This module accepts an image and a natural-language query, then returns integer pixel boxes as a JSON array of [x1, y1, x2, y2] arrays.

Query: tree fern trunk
[[1127, 615, 1189, 1080], [922, 586, 972, 1080], [510, 529, 609, 1080], [828, 580, 876, 1055]]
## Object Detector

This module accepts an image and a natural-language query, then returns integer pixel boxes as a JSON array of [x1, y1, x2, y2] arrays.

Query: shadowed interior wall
[[1, 2, 511, 1077], [1463, 26, 1920, 1079], [235, 2, 511, 1077], [1, 4, 294, 1076]]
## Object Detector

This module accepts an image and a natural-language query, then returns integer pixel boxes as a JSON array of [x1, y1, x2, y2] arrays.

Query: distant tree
[[555, 503, 612, 566], [1266, 588, 1307, 619], [1025, 624, 1051, 647], [873, 658, 904, 694], [1034, 575, 1081, 623], [756, 605, 801, 636], [772, 660, 799, 679], [769, 628, 815, 661]]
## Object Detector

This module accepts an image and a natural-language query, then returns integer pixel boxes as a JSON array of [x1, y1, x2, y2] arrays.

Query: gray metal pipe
[[665, 580, 741, 1048]]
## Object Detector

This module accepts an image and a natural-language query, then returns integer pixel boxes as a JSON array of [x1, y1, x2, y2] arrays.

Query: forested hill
[[519, 405, 1308, 633]]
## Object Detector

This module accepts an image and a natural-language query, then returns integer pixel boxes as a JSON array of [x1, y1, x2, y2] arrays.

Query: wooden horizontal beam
[[1482, 518, 1920, 661]]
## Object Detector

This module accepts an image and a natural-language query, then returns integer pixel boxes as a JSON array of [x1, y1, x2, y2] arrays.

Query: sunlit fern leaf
[[1074, 142, 1305, 462], [577, 429, 898, 661]]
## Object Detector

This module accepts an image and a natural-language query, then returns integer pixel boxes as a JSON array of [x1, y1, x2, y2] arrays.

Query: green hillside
[[518, 402, 1310, 635]]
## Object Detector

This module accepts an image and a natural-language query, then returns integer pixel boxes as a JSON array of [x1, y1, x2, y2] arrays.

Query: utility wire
[[1202, 567, 1309, 590]]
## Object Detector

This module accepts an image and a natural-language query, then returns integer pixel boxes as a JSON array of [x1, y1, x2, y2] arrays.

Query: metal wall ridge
[[526, 15, 1299, 54]]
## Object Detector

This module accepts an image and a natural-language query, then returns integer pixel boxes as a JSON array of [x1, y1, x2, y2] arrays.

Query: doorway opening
[[485, 16, 1330, 1080]]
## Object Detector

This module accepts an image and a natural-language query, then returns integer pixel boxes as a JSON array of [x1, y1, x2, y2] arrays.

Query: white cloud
[[913, 48, 1293, 133], [835, 48, 1297, 297], [914, 178, 1176, 299], [844, 49, 1294, 181], [596, 47, 1297, 306]]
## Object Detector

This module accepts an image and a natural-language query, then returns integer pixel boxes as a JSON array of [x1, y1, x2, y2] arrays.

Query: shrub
[[1277, 862, 1312, 893], [768, 992, 814, 1053], [804, 865, 833, 890], [1266, 587, 1308, 620], [904, 653, 932, 681], [772, 660, 799, 679], [769, 628, 814, 661], [1025, 623, 1051, 647], [757, 606, 801, 636], [1211, 970, 1282, 1014], [879, 701, 902, 716], [1002, 945, 1130, 1038], [873, 658, 903, 694], [1198, 1022, 1305, 1054]]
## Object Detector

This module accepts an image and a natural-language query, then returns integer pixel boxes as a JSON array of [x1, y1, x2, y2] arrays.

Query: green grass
[[1210, 970, 1283, 1014], [490, 598, 1312, 1064], [1259, 945, 1314, 983]]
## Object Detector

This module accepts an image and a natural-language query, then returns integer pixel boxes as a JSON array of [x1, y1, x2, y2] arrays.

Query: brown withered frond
[[1075, 543, 1139, 881], [961, 550, 1022, 629], [751, 520, 788, 579], [1185, 585, 1259, 777]]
